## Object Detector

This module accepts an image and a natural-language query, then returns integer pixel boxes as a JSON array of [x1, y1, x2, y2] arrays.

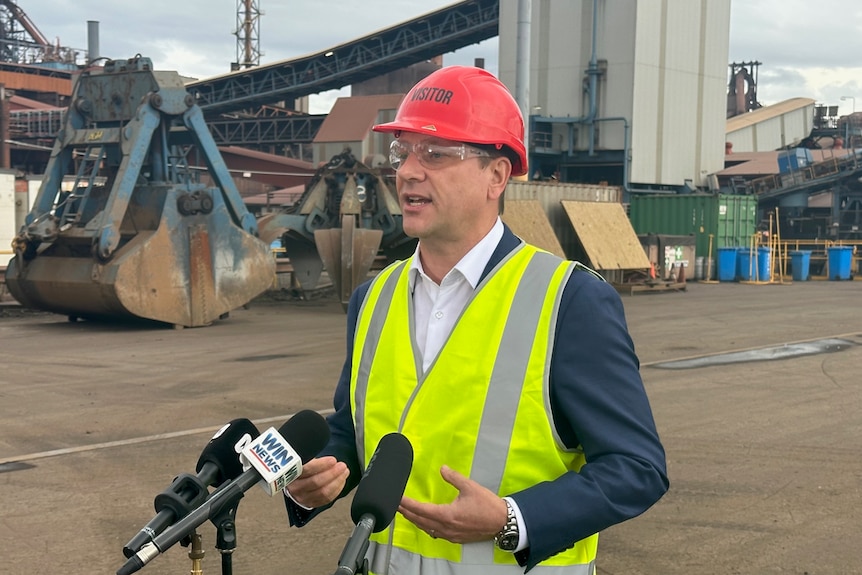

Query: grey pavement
[[0, 280, 860, 574]]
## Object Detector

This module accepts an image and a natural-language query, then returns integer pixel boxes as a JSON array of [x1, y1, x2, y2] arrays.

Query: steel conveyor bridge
[[187, 0, 499, 117], [10, 0, 499, 148]]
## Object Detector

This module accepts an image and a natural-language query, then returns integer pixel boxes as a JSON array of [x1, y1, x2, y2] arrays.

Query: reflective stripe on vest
[[367, 541, 596, 575], [351, 244, 598, 574], [352, 257, 407, 463]]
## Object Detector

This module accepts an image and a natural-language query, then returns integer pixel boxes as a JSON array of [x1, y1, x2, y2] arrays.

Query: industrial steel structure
[[2, 0, 859, 251], [233, 0, 262, 71], [8, 0, 498, 152], [0, 0, 81, 66], [187, 0, 499, 116]]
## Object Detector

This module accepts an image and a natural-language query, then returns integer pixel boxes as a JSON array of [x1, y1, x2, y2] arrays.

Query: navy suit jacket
[[287, 225, 668, 571]]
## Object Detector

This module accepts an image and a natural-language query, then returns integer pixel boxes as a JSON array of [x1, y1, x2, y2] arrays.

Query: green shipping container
[[628, 194, 757, 261]]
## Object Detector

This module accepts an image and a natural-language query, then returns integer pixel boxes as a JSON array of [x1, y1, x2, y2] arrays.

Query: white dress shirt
[[407, 217, 528, 552], [408, 218, 504, 372]]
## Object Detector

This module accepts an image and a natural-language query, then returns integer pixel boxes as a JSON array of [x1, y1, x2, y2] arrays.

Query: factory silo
[[497, 0, 731, 195]]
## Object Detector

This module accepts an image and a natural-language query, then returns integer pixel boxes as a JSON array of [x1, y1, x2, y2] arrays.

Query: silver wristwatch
[[494, 499, 519, 552]]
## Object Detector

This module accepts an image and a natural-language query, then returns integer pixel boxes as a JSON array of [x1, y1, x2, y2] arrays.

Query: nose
[[396, 148, 425, 180]]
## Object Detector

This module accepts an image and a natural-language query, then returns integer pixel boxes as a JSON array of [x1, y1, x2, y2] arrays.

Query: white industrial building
[[497, 0, 731, 195], [725, 98, 816, 153]]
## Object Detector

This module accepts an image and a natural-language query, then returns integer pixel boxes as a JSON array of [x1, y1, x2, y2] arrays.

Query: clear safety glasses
[[389, 139, 490, 171]]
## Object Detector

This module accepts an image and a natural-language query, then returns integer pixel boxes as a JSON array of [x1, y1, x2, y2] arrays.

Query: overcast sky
[[21, 0, 862, 115]]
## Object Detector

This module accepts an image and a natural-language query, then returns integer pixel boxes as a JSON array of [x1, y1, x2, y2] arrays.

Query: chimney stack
[[87, 21, 100, 64]]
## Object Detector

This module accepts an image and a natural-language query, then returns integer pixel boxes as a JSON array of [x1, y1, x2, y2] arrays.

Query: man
[[286, 66, 668, 574]]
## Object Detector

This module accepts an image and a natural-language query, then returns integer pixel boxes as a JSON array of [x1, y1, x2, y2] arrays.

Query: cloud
[[729, 0, 862, 112], [730, 0, 862, 69]]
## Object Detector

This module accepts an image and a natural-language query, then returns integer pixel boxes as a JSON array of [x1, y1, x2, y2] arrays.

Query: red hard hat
[[373, 66, 527, 176]]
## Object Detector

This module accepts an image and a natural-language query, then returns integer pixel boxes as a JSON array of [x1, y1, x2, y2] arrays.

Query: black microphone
[[122, 418, 259, 557], [334, 432, 414, 575], [117, 410, 330, 575]]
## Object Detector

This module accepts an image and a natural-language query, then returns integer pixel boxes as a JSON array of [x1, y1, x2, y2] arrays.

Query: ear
[[486, 156, 512, 202]]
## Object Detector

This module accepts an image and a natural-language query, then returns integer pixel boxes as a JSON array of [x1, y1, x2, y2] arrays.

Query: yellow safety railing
[[748, 236, 860, 282], [733, 207, 861, 283]]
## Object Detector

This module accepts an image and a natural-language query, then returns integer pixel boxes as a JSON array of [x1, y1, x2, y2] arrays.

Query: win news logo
[[245, 429, 301, 491]]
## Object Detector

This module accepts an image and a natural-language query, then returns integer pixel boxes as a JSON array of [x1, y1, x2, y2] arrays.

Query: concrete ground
[[0, 279, 860, 575]]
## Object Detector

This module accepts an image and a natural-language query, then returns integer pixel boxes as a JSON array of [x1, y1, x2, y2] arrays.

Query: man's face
[[392, 133, 509, 251]]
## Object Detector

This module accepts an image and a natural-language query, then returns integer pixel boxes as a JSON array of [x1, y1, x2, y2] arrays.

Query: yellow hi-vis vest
[[350, 243, 599, 575]]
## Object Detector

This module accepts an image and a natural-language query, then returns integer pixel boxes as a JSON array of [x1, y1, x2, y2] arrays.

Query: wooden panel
[[501, 199, 566, 258], [561, 200, 651, 271], [505, 180, 620, 258]]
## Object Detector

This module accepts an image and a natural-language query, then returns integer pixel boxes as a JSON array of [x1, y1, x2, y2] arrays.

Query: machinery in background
[[5, 56, 275, 327], [0, 0, 82, 67], [257, 149, 415, 308]]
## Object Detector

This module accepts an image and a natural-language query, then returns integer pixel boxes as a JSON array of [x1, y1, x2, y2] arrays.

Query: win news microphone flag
[[334, 432, 414, 575], [122, 418, 259, 557], [240, 422, 307, 495], [117, 410, 330, 575]]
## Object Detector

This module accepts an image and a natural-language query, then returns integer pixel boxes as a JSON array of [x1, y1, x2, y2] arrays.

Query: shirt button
[[435, 311, 443, 319]]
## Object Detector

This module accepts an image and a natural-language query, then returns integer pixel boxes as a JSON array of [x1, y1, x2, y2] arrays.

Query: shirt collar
[[408, 217, 504, 290]]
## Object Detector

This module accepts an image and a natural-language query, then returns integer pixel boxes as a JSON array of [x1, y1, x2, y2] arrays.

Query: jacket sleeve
[[285, 283, 368, 526], [511, 271, 669, 570]]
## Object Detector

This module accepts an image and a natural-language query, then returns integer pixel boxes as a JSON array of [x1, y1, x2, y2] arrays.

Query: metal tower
[[232, 0, 262, 71], [0, 0, 78, 64]]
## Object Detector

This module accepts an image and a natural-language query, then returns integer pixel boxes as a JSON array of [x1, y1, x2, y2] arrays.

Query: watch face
[[499, 533, 519, 551]]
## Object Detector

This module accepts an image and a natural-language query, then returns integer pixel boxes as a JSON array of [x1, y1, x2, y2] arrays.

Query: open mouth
[[405, 196, 431, 206]]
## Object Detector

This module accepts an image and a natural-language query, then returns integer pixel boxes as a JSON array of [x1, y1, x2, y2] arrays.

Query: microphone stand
[[187, 532, 204, 575], [180, 490, 242, 575], [213, 506, 238, 575]]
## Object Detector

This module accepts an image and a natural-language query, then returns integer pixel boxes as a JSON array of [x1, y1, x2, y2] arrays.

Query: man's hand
[[285, 456, 349, 509], [398, 465, 508, 543]]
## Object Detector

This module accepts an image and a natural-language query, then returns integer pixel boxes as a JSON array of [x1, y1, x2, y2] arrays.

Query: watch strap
[[494, 498, 520, 551]]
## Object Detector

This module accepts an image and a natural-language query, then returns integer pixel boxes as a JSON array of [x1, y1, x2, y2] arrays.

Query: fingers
[[399, 496, 445, 540], [286, 456, 349, 508], [439, 464, 468, 489], [397, 466, 507, 544], [398, 495, 437, 523]]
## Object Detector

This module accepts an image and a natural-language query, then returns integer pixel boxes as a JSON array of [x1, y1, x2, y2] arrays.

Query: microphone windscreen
[[195, 418, 260, 485], [277, 409, 331, 463], [350, 432, 413, 532]]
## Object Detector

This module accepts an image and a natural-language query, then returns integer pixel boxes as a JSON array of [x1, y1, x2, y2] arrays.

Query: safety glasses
[[389, 139, 490, 171]]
